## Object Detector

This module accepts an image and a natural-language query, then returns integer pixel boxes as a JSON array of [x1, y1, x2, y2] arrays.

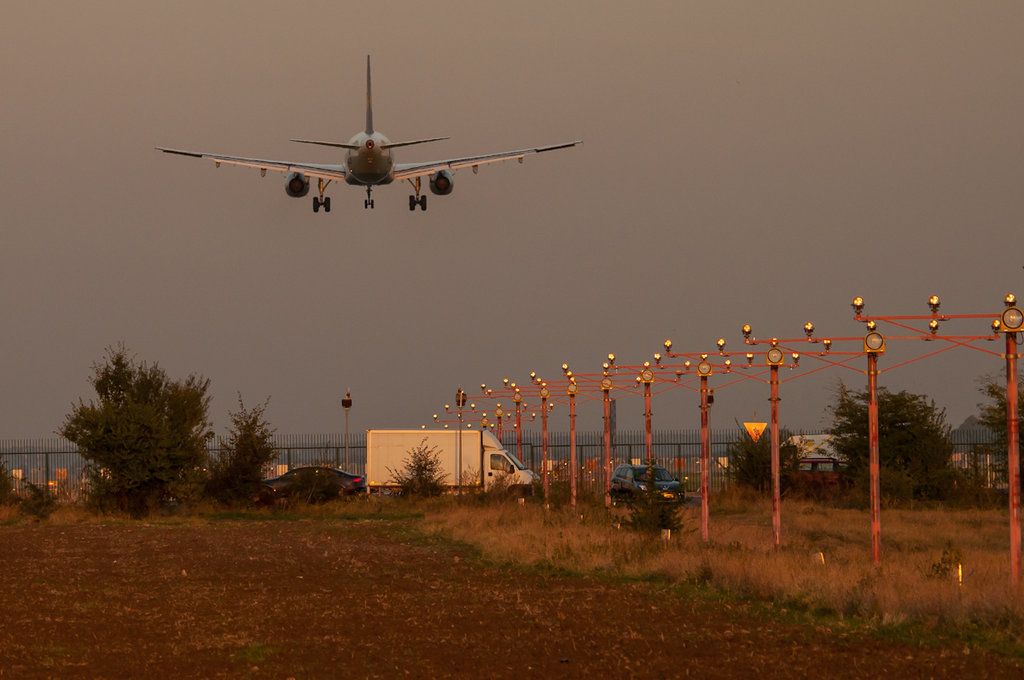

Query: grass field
[[423, 493, 1024, 639]]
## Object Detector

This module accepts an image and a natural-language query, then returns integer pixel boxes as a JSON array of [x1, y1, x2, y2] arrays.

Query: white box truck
[[366, 429, 538, 493]]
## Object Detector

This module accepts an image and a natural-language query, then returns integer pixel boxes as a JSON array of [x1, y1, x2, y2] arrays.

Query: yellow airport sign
[[743, 422, 768, 443]]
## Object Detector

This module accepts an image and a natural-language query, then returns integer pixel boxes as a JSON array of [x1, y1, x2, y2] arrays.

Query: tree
[[827, 383, 955, 501], [206, 396, 277, 505], [627, 461, 682, 534], [61, 346, 212, 516], [976, 372, 1024, 453], [976, 371, 1024, 485], [728, 427, 801, 494]]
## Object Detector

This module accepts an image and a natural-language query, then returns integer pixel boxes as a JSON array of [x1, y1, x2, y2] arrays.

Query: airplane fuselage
[[344, 132, 395, 185]]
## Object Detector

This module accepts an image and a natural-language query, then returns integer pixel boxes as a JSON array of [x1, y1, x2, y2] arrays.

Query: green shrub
[[828, 383, 956, 502], [0, 461, 14, 505], [61, 346, 213, 517], [20, 481, 57, 520], [206, 397, 277, 505], [627, 462, 682, 534], [388, 441, 447, 498], [728, 427, 800, 494]]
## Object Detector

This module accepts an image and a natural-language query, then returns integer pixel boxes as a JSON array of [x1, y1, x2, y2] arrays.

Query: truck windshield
[[506, 453, 526, 470]]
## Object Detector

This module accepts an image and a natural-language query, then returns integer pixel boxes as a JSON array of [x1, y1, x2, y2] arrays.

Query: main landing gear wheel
[[406, 177, 428, 211], [312, 196, 331, 213], [312, 197, 320, 213]]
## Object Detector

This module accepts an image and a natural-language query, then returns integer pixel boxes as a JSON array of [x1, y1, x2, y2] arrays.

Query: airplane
[[157, 56, 580, 213]]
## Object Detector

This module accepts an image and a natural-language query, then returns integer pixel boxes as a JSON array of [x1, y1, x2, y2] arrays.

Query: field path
[[0, 518, 1019, 678]]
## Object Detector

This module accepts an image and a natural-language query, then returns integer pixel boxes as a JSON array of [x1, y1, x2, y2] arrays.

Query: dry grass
[[423, 494, 1024, 636]]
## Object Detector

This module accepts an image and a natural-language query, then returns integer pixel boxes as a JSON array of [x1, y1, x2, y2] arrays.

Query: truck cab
[[481, 430, 537, 491]]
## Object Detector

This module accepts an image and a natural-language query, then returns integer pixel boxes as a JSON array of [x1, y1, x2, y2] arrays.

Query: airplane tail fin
[[365, 55, 374, 135]]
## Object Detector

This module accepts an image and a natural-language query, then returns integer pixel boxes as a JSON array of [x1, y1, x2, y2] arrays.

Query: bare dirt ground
[[0, 517, 1020, 679]]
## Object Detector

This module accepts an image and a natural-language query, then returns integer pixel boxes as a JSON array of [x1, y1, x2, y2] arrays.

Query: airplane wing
[[156, 147, 347, 181], [392, 140, 581, 181]]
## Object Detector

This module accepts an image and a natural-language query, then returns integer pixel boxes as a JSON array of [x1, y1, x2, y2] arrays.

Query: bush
[[60, 346, 213, 517], [19, 481, 57, 520], [284, 468, 342, 504], [206, 397, 277, 505], [0, 461, 14, 505], [388, 440, 447, 498], [828, 383, 956, 502], [728, 427, 800, 494], [627, 462, 682, 534]]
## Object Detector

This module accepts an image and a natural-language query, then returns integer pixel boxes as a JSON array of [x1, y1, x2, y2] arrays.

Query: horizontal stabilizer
[[289, 139, 361, 150], [380, 136, 450, 150]]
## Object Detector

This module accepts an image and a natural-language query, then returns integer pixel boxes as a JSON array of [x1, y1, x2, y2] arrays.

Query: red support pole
[[515, 402, 523, 466], [644, 381, 653, 465], [1006, 331, 1020, 588], [496, 412, 503, 442], [770, 364, 781, 548], [603, 389, 612, 509], [569, 393, 577, 509], [541, 396, 550, 504], [868, 352, 882, 567], [700, 375, 710, 543]]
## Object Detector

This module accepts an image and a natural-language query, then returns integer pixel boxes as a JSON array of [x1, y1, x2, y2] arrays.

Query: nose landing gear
[[364, 186, 375, 209]]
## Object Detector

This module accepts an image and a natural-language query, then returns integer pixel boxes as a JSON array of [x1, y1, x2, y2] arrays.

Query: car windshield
[[632, 466, 672, 481]]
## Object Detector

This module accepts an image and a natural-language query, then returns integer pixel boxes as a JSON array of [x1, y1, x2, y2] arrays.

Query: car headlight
[[637, 483, 647, 491]]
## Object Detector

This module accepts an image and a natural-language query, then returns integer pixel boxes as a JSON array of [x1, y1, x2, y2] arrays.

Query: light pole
[[341, 390, 353, 469], [767, 342, 784, 548], [862, 318, 886, 567], [601, 360, 614, 509], [455, 388, 467, 495], [999, 293, 1023, 586], [513, 388, 524, 466], [697, 356, 713, 543], [567, 376, 579, 508], [639, 363, 655, 465], [539, 383, 551, 503]]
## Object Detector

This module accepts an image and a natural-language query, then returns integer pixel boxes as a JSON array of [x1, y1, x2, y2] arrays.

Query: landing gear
[[364, 186, 375, 209], [406, 177, 428, 211], [313, 178, 333, 213]]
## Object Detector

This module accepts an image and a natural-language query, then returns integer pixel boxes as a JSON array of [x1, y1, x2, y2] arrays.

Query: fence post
[[44, 451, 51, 492]]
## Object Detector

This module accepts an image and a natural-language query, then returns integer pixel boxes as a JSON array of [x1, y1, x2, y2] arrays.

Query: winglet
[[365, 55, 374, 135]]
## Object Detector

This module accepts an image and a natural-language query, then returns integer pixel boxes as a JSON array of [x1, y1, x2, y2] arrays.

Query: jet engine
[[429, 170, 454, 196], [285, 172, 310, 198]]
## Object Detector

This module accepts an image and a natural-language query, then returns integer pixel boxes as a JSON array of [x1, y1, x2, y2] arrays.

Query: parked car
[[610, 464, 684, 504], [790, 456, 848, 497], [259, 467, 366, 503]]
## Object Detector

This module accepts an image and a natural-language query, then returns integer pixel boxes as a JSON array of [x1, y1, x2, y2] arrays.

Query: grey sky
[[1, 1, 1022, 437]]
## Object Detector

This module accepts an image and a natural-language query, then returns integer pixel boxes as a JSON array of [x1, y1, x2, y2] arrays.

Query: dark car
[[610, 464, 684, 504], [790, 457, 848, 497], [260, 467, 366, 502]]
